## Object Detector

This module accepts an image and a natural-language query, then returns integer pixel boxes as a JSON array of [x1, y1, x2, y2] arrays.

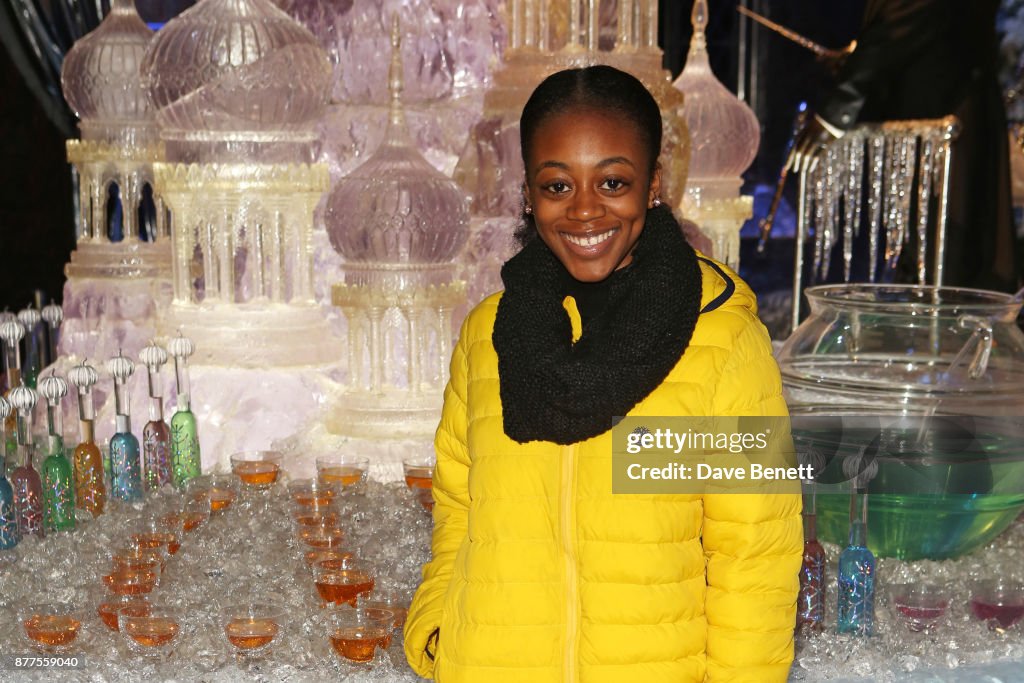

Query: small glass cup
[[221, 601, 286, 658], [20, 603, 82, 653], [403, 457, 434, 511], [120, 605, 186, 656], [111, 545, 166, 575], [103, 568, 159, 596], [230, 451, 283, 490], [303, 548, 356, 572], [326, 607, 392, 663], [132, 516, 181, 556], [188, 474, 241, 513], [181, 495, 212, 533], [969, 581, 1024, 630], [97, 596, 151, 632], [289, 478, 340, 508], [313, 558, 375, 608], [292, 506, 341, 529], [359, 587, 413, 631], [297, 524, 345, 550], [888, 583, 950, 633], [316, 455, 369, 490]]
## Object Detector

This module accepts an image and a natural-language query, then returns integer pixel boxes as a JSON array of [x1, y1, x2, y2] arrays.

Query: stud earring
[[524, 205, 533, 215], [652, 197, 662, 208]]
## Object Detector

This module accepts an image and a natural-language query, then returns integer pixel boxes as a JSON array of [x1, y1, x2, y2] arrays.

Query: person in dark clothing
[[791, 0, 1018, 292]]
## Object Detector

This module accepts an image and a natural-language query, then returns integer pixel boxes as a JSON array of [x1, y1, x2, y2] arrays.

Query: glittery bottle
[[837, 493, 875, 635], [168, 334, 200, 488], [139, 343, 171, 490], [69, 361, 106, 516], [0, 396, 19, 551], [108, 352, 143, 502], [0, 318, 26, 449], [39, 374, 75, 532], [8, 383, 43, 538], [797, 501, 826, 630]]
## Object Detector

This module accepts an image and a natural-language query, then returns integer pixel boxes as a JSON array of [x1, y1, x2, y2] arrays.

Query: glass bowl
[[316, 455, 369, 491], [313, 557, 375, 608], [230, 451, 283, 490], [888, 582, 950, 632], [288, 478, 340, 508], [969, 580, 1024, 630], [120, 605, 186, 656], [325, 607, 392, 663], [19, 603, 83, 653], [220, 601, 286, 657]]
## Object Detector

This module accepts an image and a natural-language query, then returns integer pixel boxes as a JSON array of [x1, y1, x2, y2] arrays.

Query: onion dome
[[107, 352, 136, 382], [141, 0, 332, 136], [41, 304, 63, 328], [17, 308, 41, 330], [0, 319, 25, 346], [325, 16, 469, 268], [167, 334, 195, 360], [139, 343, 168, 371], [69, 361, 99, 391], [672, 0, 759, 182], [8, 384, 38, 414], [60, 0, 155, 143], [0, 312, 13, 324], [0, 395, 9, 422], [39, 374, 69, 406]]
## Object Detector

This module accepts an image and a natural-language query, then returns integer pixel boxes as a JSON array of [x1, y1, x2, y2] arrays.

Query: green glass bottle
[[39, 374, 75, 532], [168, 334, 201, 488]]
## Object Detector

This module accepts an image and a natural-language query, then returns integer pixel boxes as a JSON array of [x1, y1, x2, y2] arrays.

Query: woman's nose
[[567, 186, 603, 221]]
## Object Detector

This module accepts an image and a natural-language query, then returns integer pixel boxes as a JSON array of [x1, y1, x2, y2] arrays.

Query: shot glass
[[303, 548, 356, 573], [188, 474, 241, 514], [221, 601, 286, 658], [230, 451, 283, 490], [970, 581, 1024, 630], [132, 516, 180, 556], [888, 583, 950, 633], [289, 478, 340, 509], [120, 605, 186, 656], [297, 524, 345, 551], [325, 607, 392, 663], [97, 596, 151, 633], [20, 603, 83, 653], [359, 586, 414, 630], [111, 545, 166, 575], [403, 457, 434, 511], [103, 567, 159, 597], [316, 455, 369, 491], [313, 558, 375, 608]]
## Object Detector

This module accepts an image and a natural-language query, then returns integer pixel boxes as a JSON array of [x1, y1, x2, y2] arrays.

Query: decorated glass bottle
[[39, 374, 75, 532], [0, 318, 25, 450], [837, 491, 876, 635], [168, 334, 200, 488], [69, 360, 106, 516], [0, 396, 19, 551], [8, 382, 43, 538], [797, 491, 826, 630], [40, 303, 63, 370], [139, 343, 171, 491], [17, 307, 43, 389], [107, 352, 142, 502]]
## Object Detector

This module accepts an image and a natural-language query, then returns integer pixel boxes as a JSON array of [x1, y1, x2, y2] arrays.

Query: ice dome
[[60, 0, 155, 144], [325, 21, 469, 269], [672, 0, 759, 184], [141, 0, 331, 158]]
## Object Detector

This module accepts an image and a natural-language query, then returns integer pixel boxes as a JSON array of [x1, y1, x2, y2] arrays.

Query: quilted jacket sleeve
[[703, 319, 803, 683], [404, 318, 472, 679]]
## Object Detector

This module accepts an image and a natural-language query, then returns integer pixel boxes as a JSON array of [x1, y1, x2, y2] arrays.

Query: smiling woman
[[404, 65, 802, 683]]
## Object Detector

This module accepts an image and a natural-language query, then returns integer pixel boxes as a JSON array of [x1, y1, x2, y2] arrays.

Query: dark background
[[0, 0, 865, 312]]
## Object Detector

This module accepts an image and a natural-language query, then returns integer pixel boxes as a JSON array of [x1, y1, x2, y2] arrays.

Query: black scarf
[[493, 205, 703, 445]]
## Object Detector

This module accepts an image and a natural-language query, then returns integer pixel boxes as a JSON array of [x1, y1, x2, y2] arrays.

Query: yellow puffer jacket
[[405, 257, 803, 683]]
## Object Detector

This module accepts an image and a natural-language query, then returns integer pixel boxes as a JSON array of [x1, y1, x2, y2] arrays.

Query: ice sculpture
[[324, 17, 469, 442], [59, 0, 172, 361], [143, 0, 336, 366], [454, 0, 690, 308], [672, 0, 760, 269]]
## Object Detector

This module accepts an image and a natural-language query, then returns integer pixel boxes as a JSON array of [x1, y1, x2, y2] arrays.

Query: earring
[[652, 197, 662, 208], [524, 205, 533, 215]]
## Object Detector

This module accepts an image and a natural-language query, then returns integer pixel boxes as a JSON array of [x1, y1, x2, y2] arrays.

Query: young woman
[[404, 65, 802, 683]]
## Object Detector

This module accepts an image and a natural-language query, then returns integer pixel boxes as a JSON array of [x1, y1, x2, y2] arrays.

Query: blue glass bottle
[[837, 494, 875, 635], [0, 396, 19, 551], [107, 353, 142, 502]]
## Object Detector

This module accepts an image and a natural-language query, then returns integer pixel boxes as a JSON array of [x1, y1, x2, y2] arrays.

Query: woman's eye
[[544, 181, 570, 194], [600, 178, 627, 191]]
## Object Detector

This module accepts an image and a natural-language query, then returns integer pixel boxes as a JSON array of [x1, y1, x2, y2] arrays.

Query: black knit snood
[[493, 205, 703, 445]]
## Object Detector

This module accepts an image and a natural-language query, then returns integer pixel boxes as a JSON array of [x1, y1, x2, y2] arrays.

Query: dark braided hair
[[515, 65, 663, 247]]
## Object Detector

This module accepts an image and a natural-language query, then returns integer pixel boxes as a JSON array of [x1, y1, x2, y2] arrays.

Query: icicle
[[812, 161, 827, 283], [819, 145, 840, 280], [883, 136, 900, 274], [867, 135, 885, 282], [915, 136, 935, 284]]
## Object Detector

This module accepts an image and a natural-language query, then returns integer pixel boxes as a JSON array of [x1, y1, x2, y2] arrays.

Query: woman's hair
[[515, 65, 663, 246]]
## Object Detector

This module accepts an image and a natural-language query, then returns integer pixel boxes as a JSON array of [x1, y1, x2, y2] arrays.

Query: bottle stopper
[[69, 360, 99, 423], [107, 351, 135, 422], [40, 304, 63, 329], [38, 373, 68, 438], [16, 307, 41, 330], [8, 382, 38, 446], [167, 333, 195, 409], [139, 342, 168, 400]]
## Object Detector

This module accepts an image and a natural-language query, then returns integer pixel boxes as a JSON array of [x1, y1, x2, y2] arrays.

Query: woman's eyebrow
[[533, 156, 636, 174]]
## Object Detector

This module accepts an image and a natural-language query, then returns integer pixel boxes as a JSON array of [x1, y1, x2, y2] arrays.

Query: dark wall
[[0, 44, 74, 312]]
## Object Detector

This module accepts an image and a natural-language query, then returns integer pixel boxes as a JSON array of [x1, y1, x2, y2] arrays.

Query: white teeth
[[565, 230, 614, 247]]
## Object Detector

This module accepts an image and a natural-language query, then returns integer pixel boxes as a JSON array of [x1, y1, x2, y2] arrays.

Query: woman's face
[[524, 109, 661, 283]]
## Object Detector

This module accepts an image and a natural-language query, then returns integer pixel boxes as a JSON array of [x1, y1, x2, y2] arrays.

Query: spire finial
[[690, 0, 709, 54], [386, 13, 411, 140]]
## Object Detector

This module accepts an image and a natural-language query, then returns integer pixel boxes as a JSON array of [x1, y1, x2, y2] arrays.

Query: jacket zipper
[[562, 443, 579, 683]]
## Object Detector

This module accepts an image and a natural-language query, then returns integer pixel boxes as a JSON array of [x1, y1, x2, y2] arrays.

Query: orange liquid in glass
[[304, 549, 353, 568], [182, 511, 205, 532], [300, 527, 344, 549], [225, 618, 279, 650], [404, 473, 432, 490], [316, 571, 375, 606], [234, 461, 280, 487], [103, 569, 157, 596], [132, 531, 178, 554], [293, 492, 334, 507], [209, 488, 236, 512], [295, 512, 340, 528], [113, 554, 161, 574], [24, 615, 80, 646], [126, 618, 180, 647], [329, 629, 387, 662], [98, 601, 150, 632], [319, 467, 363, 487]]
